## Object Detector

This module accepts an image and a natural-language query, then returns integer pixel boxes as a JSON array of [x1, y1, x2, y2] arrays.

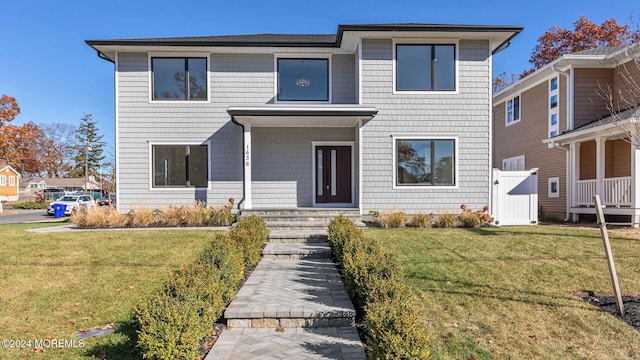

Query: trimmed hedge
[[327, 216, 430, 359], [136, 216, 268, 360]]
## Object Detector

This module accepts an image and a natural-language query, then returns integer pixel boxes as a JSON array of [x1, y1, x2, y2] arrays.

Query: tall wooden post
[[593, 194, 625, 315]]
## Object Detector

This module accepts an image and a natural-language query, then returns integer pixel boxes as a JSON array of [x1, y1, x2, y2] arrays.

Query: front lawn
[[370, 226, 640, 359], [0, 224, 217, 359]]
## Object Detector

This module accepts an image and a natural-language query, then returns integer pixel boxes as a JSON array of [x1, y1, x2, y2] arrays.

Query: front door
[[315, 146, 352, 204]]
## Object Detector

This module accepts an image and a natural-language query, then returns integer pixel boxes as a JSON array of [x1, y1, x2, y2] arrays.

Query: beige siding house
[[494, 43, 640, 222]]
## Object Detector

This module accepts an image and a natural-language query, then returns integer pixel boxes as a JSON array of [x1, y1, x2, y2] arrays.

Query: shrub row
[[370, 204, 494, 228], [12, 201, 48, 209], [327, 216, 430, 359], [72, 200, 236, 228], [135, 215, 268, 360]]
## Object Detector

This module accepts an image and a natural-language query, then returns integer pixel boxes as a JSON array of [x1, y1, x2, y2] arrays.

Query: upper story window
[[506, 95, 521, 125], [151, 57, 207, 100], [152, 144, 208, 188], [277, 58, 329, 101], [395, 44, 455, 91]]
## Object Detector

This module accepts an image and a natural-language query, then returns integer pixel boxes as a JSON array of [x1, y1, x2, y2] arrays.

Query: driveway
[[0, 209, 51, 224]]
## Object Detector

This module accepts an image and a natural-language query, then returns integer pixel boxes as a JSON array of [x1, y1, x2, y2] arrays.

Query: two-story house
[[86, 23, 522, 214], [493, 43, 640, 223]]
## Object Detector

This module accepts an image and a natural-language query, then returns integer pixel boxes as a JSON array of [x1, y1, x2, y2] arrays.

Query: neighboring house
[[26, 177, 100, 194], [0, 160, 20, 202], [86, 23, 522, 214], [493, 43, 640, 222]]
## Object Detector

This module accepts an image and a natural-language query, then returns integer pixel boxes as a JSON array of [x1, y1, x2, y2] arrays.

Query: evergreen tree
[[69, 114, 106, 180]]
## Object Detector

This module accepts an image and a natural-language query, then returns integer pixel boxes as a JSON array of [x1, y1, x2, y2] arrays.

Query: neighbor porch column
[[631, 144, 640, 227], [243, 122, 252, 209], [572, 142, 581, 222], [596, 137, 606, 200]]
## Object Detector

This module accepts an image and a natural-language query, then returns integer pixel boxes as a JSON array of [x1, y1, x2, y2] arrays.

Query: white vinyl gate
[[491, 168, 538, 226]]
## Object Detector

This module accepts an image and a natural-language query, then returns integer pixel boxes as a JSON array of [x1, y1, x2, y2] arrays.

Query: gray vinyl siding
[[359, 39, 491, 213], [116, 52, 359, 211], [251, 127, 355, 207], [116, 52, 278, 211]]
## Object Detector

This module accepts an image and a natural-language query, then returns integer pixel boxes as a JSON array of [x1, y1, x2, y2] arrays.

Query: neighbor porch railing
[[575, 176, 631, 206]]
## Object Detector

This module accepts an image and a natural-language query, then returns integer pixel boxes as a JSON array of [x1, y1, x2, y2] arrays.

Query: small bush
[[208, 199, 236, 226], [13, 201, 48, 209], [70, 209, 89, 228], [458, 204, 494, 228], [229, 215, 269, 268], [378, 210, 409, 228], [104, 207, 129, 228], [436, 213, 457, 228], [199, 233, 245, 304], [128, 206, 159, 228], [411, 213, 433, 228], [161, 205, 184, 227]]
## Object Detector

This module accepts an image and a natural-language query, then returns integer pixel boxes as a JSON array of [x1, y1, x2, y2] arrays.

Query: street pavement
[[0, 209, 51, 225]]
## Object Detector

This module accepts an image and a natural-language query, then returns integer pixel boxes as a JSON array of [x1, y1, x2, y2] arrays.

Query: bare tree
[[41, 122, 77, 177], [597, 43, 640, 148]]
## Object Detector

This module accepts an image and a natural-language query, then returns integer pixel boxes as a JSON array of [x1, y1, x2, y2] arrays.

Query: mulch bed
[[583, 293, 640, 331]]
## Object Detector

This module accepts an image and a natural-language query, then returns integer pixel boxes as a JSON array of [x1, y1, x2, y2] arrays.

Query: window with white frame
[[548, 177, 560, 198], [549, 76, 559, 137], [151, 57, 207, 100], [395, 138, 456, 186], [277, 58, 329, 101], [152, 144, 208, 188], [0, 175, 5, 186], [502, 155, 525, 171], [395, 44, 456, 91], [506, 95, 521, 125], [9, 176, 15, 186]]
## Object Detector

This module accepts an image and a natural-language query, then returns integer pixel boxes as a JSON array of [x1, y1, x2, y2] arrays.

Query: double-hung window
[[152, 144, 208, 188], [9, 176, 15, 186], [395, 138, 456, 186], [277, 58, 329, 101], [395, 44, 455, 91], [151, 57, 207, 100], [0, 175, 5, 186], [506, 95, 521, 125]]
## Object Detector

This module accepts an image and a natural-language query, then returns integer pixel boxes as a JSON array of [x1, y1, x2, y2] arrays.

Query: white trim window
[[393, 137, 457, 187], [151, 57, 208, 101], [0, 175, 5, 186], [502, 155, 525, 171], [394, 43, 456, 92], [548, 177, 560, 198], [275, 56, 331, 102], [8, 176, 15, 186], [151, 144, 209, 188], [506, 95, 521, 125], [549, 76, 559, 137]]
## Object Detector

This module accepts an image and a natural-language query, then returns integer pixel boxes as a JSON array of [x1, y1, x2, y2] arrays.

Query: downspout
[[552, 64, 573, 221], [231, 117, 246, 211]]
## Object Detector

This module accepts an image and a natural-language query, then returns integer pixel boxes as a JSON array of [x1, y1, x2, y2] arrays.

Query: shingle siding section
[[360, 39, 491, 213]]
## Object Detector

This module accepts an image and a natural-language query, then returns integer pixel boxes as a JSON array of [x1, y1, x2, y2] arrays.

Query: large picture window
[[396, 44, 455, 91], [152, 57, 207, 100], [395, 138, 455, 186], [277, 58, 329, 101], [152, 145, 208, 188]]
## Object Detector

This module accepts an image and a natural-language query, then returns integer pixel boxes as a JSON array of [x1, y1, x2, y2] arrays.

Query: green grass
[[0, 223, 218, 359], [370, 226, 640, 360]]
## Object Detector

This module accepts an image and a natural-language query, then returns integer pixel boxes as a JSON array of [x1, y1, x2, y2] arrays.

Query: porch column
[[631, 144, 640, 227], [243, 122, 252, 209], [570, 142, 578, 221], [596, 137, 606, 200]]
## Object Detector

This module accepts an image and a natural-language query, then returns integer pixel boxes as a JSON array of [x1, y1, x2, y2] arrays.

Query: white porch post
[[596, 137, 606, 201], [243, 122, 252, 209], [631, 144, 640, 227], [572, 142, 580, 222]]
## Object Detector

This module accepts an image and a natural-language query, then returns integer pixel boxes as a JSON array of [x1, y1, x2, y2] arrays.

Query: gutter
[[95, 50, 114, 63], [230, 117, 246, 212]]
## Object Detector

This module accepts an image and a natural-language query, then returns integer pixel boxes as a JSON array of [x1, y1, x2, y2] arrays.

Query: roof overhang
[[227, 104, 378, 127], [86, 23, 523, 62], [543, 113, 640, 146]]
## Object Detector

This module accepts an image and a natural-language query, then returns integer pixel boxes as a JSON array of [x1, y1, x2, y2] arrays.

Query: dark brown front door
[[316, 146, 351, 204]]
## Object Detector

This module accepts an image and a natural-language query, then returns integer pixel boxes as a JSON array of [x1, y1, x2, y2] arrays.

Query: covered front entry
[[227, 104, 377, 211], [315, 145, 352, 204]]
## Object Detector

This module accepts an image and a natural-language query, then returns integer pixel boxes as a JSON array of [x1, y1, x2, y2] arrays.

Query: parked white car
[[47, 195, 96, 216]]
